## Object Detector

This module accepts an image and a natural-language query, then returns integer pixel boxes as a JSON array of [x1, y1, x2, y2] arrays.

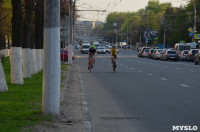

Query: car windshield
[[99, 47, 105, 49], [184, 51, 188, 54], [192, 50, 199, 54], [83, 45, 90, 48], [168, 51, 176, 54], [158, 50, 164, 52], [145, 50, 149, 52]]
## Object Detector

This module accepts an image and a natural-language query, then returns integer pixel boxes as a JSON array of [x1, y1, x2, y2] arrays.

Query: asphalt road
[[76, 48, 200, 132]]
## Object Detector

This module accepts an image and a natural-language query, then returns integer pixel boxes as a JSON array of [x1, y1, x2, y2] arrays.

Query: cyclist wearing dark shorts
[[88, 45, 96, 69], [110, 46, 118, 63]]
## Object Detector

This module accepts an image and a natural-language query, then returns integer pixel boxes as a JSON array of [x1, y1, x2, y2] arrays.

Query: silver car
[[179, 50, 189, 61], [142, 49, 149, 57], [153, 49, 165, 59]]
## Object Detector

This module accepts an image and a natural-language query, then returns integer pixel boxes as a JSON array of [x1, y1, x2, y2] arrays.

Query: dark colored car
[[60, 49, 75, 62], [160, 50, 178, 61], [186, 49, 199, 62], [194, 51, 200, 65]]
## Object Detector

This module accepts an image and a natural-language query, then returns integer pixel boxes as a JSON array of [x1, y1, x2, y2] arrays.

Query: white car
[[97, 46, 106, 54], [81, 43, 90, 54]]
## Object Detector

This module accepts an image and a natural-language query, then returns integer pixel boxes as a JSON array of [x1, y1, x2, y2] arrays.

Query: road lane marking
[[190, 70, 195, 72], [176, 68, 181, 70], [160, 78, 167, 81], [179, 84, 189, 88], [130, 68, 134, 70], [138, 70, 142, 72], [148, 74, 152, 76]]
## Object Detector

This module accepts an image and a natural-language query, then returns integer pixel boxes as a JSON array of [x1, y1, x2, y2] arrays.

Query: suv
[[186, 49, 199, 62], [138, 47, 150, 57], [194, 50, 200, 65]]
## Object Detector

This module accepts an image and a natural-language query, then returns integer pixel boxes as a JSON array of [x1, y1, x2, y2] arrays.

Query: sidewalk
[[28, 59, 91, 132]]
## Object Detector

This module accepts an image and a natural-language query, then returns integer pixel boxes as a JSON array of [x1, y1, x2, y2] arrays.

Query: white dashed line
[[130, 68, 134, 70], [179, 84, 189, 88], [160, 78, 167, 81], [138, 70, 142, 73], [190, 70, 195, 72], [176, 68, 181, 70], [147, 74, 152, 76]]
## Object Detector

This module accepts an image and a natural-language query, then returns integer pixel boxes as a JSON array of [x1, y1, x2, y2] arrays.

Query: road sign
[[189, 32, 193, 37], [180, 41, 185, 44], [195, 34, 200, 39], [188, 27, 193, 32]]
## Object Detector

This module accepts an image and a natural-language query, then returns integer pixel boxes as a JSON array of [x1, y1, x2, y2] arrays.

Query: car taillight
[[157, 53, 159, 55], [149, 52, 151, 54], [182, 54, 183, 56], [190, 53, 193, 55], [166, 54, 168, 56]]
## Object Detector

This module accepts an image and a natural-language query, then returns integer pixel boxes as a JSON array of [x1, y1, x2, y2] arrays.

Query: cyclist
[[88, 45, 96, 69], [110, 45, 118, 64]]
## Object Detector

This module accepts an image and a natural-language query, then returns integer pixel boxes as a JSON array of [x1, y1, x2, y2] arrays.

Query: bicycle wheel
[[113, 62, 116, 72]]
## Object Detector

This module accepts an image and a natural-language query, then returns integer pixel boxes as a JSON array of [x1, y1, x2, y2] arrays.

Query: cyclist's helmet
[[91, 45, 95, 48]]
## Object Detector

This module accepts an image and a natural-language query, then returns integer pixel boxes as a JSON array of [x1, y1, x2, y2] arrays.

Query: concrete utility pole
[[163, 14, 166, 49], [43, 0, 60, 115], [68, 0, 73, 64], [193, 0, 197, 42], [73, 0, 76, 47]]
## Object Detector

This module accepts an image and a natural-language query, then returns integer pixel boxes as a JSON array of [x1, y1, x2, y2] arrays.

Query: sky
[[76, 0, 189, 22]]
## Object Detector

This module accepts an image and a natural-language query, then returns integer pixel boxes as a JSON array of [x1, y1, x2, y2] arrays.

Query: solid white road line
[[179, 84, 189, 88]]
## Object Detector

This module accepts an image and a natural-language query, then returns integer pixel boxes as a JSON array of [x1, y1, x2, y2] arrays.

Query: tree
[[0, 0, 8, 92], [10, 0, 24, 84], [22, 0, 35, 78], [34, 0, 44, 72]]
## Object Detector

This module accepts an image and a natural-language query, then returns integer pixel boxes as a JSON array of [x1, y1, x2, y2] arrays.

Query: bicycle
[[112, 56, 117, 72], [88, 55, 94, 73]]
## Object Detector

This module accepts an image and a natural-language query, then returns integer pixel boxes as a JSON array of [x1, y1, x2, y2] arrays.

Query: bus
[[174, 43, 191, 55]]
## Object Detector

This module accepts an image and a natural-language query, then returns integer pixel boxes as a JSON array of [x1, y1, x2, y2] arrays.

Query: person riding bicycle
[[110, 45, 118, 63], [88, 45, 96, 69]]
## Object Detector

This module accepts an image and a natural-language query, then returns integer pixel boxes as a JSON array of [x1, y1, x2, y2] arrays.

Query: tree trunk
[[22, 0, 35, 78], [30, 30, 37, 74], [11, 0, 24, 84], [35, 0, 44, 72], [0, 58, 8, 92]]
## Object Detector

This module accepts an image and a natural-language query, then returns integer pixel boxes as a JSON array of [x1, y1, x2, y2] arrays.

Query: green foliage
[[0, 57, 52, 132], [100, 0, 200, 46]]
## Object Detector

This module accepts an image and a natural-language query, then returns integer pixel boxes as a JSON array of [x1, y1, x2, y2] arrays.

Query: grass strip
[[0, 57, 52, 132]]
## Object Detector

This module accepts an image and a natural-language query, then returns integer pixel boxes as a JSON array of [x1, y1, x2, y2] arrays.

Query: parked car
[[142, 49, 149, 57], [138, 47, 150, 57], [60, 49, 75, 62], [147, 49, 154, 58], [96, 46, 106, 54], [153, 49, 165, 59], [186, 49, 199, 62], [160, 50, 178, 61], [81, 43, 90, 54], [179, 50, 189, 61], [194, 50, 200, 65]]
